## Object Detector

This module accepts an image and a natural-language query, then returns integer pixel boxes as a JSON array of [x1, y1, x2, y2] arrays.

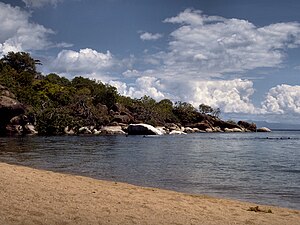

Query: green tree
[[1, 52, 41, 74], [199, 103, 214, 114]]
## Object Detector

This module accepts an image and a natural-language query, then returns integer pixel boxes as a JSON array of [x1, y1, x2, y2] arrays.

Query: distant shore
[[0, 163, 299, 225]]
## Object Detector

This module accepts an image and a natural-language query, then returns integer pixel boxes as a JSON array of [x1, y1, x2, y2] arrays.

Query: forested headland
[[0, 52, 259, 136]]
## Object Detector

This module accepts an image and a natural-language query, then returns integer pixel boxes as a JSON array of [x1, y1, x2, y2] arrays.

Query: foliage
[[199, 103, 221, 118], [173, 101, 198, 125], [1, 52, 41, 74], [0, 51, 226, 135]]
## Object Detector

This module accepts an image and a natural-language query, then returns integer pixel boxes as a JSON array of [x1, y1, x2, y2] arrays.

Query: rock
[[224, 128, 243, 132], [0, 96, 25, 119], [24, 123, 38, 135], [0, 93, 27, 135], [238, 121, 256, 132], [101, 126, 126, 135], [189, 121, 213, 131], [205, 128, 214, 132], [156, 127, 167, 135], [213, 126, 223, 132], [169, 130, 187, 135], [64, 126, 75, 135], [112, 114, 133, 124], [78, 126, 92, 134], [0, 85, 15, 98], [93, 129, 102, 135], [127, 124, 164, 135], [212, 120, 242, 131], [5, 124, 23, 135], [257, 127, 271, 132], [184, 127, 194, 133], [192, 128, 204, 133], [167, 123, 181, 131]]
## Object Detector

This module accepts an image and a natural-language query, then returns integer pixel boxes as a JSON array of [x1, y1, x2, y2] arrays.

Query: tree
[[173, 101, 197, 124], [1, 52, 41, 74], [199, 103, 221, 118], [199, 103, 214, 114]]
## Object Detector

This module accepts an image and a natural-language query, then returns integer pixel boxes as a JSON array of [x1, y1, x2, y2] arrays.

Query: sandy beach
[[0, 162, 299, 225]]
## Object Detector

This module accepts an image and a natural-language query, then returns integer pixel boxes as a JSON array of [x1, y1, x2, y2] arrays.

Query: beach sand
[[0, 162, 299, 225]]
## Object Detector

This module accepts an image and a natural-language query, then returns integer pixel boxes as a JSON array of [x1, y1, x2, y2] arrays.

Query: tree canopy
[[0, 51, 223, 135]]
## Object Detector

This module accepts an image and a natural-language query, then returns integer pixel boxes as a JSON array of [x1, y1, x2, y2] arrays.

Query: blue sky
[[1, 0, 300, 125]]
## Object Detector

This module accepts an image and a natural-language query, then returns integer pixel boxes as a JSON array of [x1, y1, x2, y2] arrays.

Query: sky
[[0, 0, 300, 125]]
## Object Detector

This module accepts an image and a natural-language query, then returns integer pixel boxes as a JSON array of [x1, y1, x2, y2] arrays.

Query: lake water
[[0, 131, 299, 209]]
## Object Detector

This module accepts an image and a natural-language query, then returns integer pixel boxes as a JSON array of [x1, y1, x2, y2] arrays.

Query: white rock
[[128, 124, 164, 135], [257, 127, 272, 132], [78, 126, 92, 134], [169, 130, 187, 135], [224, 128, 243, 132], [101, 126, 126, 135]]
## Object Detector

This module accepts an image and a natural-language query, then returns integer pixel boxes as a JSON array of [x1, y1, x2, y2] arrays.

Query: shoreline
[[0, 162, 299, 225]]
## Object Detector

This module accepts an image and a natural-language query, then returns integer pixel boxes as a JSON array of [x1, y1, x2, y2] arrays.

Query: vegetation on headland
[[0, 52, 258, 136]]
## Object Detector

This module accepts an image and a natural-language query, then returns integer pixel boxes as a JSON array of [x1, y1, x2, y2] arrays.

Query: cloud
[[110, 76, 166, 100], [22, 0, 62, 8], [151, 8, 300, 80], [109, 75, 257, 114], [140, 32, 163, 41], [50, 48, 115, 81], [262, 84, 300, 114], [0, 2, 68, 55]]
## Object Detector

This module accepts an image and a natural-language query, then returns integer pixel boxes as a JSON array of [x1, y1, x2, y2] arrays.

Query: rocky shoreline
[[1, 84, 271, 136]]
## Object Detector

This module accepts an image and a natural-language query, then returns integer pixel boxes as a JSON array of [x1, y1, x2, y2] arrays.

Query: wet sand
[[0, 162, 299, 225]]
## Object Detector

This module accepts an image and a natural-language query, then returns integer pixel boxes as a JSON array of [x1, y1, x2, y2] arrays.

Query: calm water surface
[[0, 131, 299, 209]]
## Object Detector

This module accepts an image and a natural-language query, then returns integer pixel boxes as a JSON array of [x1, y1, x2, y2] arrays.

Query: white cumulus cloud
[[50, 48, 115, 81], [22, 0, 62, 8], [0, 2, 69, 55], [110, 76, 166, 100], [140, 32, 163, 41], [152, 8, 300, 80], [262, 84, 300, 114]]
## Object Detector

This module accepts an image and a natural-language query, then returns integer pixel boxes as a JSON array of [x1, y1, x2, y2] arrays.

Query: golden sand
[[0, 162, 299, 225]]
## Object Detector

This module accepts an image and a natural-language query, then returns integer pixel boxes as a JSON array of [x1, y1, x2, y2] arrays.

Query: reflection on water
[[0, 131, 299, 209]]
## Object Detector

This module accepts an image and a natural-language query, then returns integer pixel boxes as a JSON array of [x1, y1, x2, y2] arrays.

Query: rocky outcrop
[[0, 87, 31, 135], [101, 126, 126, 135], [0, 96, 25, 121], [257, 127, 271, 132], [169, 130, 187, 135], [127, 124, 164, 135], [188, 121, 213, 131], [224, 128, 243, 132], [238, 121, 256, 132]]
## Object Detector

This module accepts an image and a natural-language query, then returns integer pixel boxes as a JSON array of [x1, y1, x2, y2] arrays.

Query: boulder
[[192, 128, 204, 133], [189, 121, 213, 131], [101, 126, 126, 135], [0, 94, 27, 135], [24, 123, 38, 135], [184, 127, 194, 133], [257, 127, 271, 132], [93, 129, 102, 135], [212, 120, 242, 131], [224, 127, 243, 132], [167, 123, 181, 131], [0, 96, 25, 120], [78, 126, 92, 134], [64, 126, 75, 135], [238, 121, 256, 132], [169, 130, 187, 135], [5, 124, 23, 135], [156, 127, 167, 135], [127, 124, 164, 135], [111, 114, 133, 124]]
